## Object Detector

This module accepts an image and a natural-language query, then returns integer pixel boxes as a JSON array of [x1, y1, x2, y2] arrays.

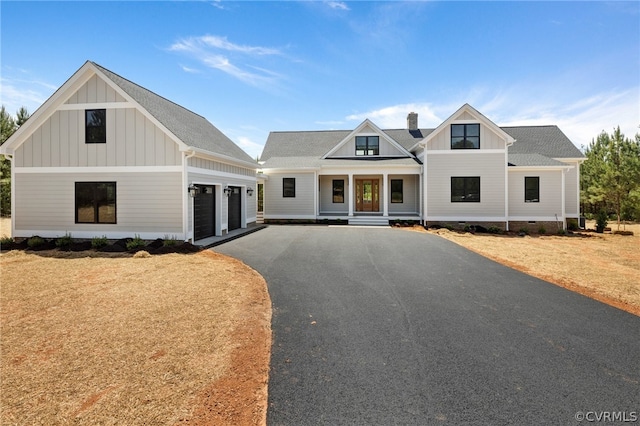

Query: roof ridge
[[90, 61, 207, 121]]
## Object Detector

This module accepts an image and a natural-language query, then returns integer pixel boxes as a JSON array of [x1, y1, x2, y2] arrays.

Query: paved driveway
[[215, 226, 639, 425]]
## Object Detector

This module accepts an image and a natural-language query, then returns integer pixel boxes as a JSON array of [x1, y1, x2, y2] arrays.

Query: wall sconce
[[188, 184, 198, 198], [247, 187, 254, 196], [223, 186, 232, 197]]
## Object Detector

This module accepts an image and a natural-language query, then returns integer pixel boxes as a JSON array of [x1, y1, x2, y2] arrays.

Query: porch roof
[[260, 156, 422, 169]]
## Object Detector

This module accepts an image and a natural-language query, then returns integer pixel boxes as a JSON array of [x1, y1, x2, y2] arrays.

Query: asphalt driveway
[[215, 226, 639, 425]]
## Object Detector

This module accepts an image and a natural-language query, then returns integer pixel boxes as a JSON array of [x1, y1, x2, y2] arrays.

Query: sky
[[1, 1, 638, 159]]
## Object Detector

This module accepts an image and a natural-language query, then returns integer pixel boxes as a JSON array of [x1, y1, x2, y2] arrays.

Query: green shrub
[[566, 219, 579, 231], [557, 229, 567, 235], [163, 235, 179, 247], [518, 227, 530, 235], [126, 235, 146, 251], [487, 226, 502, 234], [55, 233, 73, 249], [27, 236, 45, 248], [1, 235, 12, 245], [463, 225, 473, 233], [444, 224, 454, 231], [595, 210, 608, 233], [91, 235, 108, 249], [538, 226, 546, 235]]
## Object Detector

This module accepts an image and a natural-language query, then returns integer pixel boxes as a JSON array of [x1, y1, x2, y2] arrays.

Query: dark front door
[[194, 185, 215, 240], [228, 186, 242, 231]]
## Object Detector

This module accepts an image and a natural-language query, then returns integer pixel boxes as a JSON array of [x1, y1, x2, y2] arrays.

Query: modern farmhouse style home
[[258, 104, 585, 231], [0, 61, 258, 242]]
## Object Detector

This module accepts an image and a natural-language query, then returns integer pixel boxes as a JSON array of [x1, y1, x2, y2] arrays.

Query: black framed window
[[86, 109, 106, 143], [75, 182, 116, 223], [451, 177, 480, 202], [283, 178, 296, 198], [355, 136, 379, 156], [451, 124, 480, 149], [525, 177, 540, 202], [391, 179, 403, 203], [332, 179, 344, 203]]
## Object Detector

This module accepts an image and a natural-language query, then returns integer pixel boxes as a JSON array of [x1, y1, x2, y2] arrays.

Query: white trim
[[329, 155, 409, 159], [323, 119, 414, 159], [187, 146, 259, 170], [508, 165, 572, 171], [508, 216, 566, 222], [504, 149, 509, 231], [187, 166, 257, 180], [561, 169, 566, 230], [427, 216, 508, 222], [555, 157, 587, 163], [58, 102, 132, 110], [426, 149, 507, 155], [12, 229, 187, 240], [15, 166, 183, 174]]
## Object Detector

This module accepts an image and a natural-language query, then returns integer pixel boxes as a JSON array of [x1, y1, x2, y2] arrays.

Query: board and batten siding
[[65, 74, 127, 104], [426, 153, 506, 218], [264, 172, 315, 218], [329, 133, 406, 157], [319, 175, 349, 214], [189, 157, 256, 177], [13, 171, 182, 238], [508, 170, 563, 219], [388, 174, 419, 214], [14, 109, 180, 168], [427, 123, 506, 151]]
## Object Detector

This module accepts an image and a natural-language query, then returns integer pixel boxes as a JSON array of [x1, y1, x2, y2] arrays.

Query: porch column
[[348, 173, 354, 216], [382, 173, 388, 217]]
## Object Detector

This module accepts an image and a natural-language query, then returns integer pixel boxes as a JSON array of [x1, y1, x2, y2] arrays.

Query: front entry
[[355, 179, 380, 212], [228, 186, 242, 231], [194, 185, 215, 240]]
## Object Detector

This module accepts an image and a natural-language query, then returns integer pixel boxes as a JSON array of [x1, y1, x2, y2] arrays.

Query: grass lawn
[[421, 223, 640, 316], [1, 243, 271, 424]]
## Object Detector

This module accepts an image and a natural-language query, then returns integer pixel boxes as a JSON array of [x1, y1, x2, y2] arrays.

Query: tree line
[[1, 106, 31, 216]]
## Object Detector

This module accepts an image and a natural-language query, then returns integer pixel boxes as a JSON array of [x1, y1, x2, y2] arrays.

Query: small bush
[[557, 229, 567, 235], [487, 226, 502, 234], [1, 235, 13, 245], [126, 235, 146, 251], [566, 219, 579, 231], [596, 210, 608, 233], [55, 233, 73, 249], [91, 235, 108, 249], [538, 226, 546, 235], [463, 225, 474, 233], [163, 235, 179, 247], [444, 224, 454, 231], [518, 228, 530, 235], [27, 236, 45, 248]]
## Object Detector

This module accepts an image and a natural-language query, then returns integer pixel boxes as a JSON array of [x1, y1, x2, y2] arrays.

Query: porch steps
[[347, 217, 390, 226]]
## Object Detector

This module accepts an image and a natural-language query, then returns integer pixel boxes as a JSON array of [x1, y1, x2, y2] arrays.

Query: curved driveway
[[215, 226, 639, 425]]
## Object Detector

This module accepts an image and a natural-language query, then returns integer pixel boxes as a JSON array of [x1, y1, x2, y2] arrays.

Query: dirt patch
[[1, 249, 271, 425], [426, 226, 640, 316]]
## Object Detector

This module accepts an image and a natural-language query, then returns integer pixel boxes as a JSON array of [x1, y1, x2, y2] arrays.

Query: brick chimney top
[[407, 112, 418, 131]]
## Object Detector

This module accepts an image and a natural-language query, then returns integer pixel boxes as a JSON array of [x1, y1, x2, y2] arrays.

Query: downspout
[[183, 150, 196, 242]]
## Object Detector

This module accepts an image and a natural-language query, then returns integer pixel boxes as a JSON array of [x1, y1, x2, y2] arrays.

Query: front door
[[355, 179, 380, 212]]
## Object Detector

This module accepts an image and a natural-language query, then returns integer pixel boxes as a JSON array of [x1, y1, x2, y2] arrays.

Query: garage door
[[194, 185, 215, 240], [228, 186, 242, 231]]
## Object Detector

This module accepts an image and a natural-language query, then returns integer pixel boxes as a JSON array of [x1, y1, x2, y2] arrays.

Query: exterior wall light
[[247, 187, 254, 196], [188, 184, 198, 198], [223, 186, 232, 197]]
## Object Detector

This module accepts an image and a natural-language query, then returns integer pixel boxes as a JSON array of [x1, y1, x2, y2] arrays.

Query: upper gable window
[[355, 136, 379, 156], [86, 109, 106, 143], [451, 124, 480, 149]]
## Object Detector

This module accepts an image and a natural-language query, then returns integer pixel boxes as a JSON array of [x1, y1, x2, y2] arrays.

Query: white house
[[0, 61, 258, 242], [258, 104, 585, 231]]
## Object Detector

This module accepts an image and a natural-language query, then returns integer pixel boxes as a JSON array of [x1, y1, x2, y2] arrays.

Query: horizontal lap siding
[[426, 153, 505, 217], [508, 170, 563, 218], [564, 162, 579, 216], [388, 174, 419, 214], [264, 173, 315, 217], [14, 172, 182, 235], [319, 175, 349, 214]]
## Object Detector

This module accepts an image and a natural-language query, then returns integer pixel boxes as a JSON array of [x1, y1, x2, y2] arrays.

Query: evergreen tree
[[1, 106, 30, 217]]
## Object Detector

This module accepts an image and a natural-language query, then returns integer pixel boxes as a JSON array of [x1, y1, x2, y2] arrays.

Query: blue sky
[[1, 1, 638, 159]]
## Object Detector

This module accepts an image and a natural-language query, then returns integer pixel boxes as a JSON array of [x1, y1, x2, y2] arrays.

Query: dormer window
[[355, 136, 379, 156], [451, 124, 479, 149]]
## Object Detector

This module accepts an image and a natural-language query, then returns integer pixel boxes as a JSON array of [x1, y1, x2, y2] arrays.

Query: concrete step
[[347, 218, 390, 226]]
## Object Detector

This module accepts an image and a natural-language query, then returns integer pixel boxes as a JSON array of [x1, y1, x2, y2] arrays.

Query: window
[[525, 177, 540, 202], [355, 136, 379, 156], [451, 124, 480, 149], [283, 178, 296, 198], [332, 179, 344, 203], [451, 177, 480, 202], [391, 179, 403, 203], [86, 109, 106, 143], [75, 182, 116, 223]]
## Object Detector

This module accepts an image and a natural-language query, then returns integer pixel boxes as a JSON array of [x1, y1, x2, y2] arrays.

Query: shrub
[[566, 219, 579, 231], [538, 226, 546, 235], [126, 235, 146, 251], [1, 235, 13, 245], [163, 235, 179, 247], [518, 228, 530, 235], [557, 229, 567, 235], [487, 226, 502, 234], [463, 225, 474, 233], [595, 210, 608, 233], [55, 233, 73, 249], [444, 224, 454, 231], [27, 236, 45, 248], [91, 235, 108, 249]]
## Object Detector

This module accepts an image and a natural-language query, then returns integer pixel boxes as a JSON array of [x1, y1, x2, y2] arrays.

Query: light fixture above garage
[[188, 184, 198, 198], [223, 186, 232, 197]]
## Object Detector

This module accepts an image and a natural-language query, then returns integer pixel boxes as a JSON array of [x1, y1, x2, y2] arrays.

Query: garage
[[228, 186, 242, 231], [194, 185, 215, 240]]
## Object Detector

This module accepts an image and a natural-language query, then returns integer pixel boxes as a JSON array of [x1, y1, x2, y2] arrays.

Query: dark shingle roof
[[508, 153, 568, 167], [503, 125, 584, 158], [92, 62, 256, 166]]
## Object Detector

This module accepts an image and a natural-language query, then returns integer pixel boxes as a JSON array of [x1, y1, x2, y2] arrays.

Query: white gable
[[324, 119, 412, 158]]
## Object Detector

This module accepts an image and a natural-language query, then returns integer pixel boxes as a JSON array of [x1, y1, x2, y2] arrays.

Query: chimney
[[407, 112, 418, 131]]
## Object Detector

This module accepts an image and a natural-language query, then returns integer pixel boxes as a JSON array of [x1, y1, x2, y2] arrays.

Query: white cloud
[[326, 1, 349, 11], [235, 135, 265, 160], [345, 103, 443, 129], [0, 73, 56, 116]]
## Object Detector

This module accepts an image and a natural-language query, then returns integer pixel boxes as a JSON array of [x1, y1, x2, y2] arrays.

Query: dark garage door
[[194, 185, 215, 240], [228, 186, 242, 231]]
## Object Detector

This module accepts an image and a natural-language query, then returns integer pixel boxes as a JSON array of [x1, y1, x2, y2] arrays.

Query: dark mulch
[[1, 237, 201, 255]]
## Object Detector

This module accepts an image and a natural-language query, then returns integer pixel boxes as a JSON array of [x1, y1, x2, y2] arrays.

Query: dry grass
[[426, 225, 640, 316], [1, 249, 271, 425], [1, 216, 10, 239]]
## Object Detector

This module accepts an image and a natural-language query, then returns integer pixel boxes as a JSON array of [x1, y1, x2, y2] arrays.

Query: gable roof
[[503, 125, 584, 159], [1, 61, 257, 167], [507, 153, 570, 167], [322, 119, 413, 158]]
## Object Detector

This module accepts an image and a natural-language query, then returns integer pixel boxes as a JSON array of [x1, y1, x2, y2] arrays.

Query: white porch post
[[348, 173, 354, 216], [561, 168, 567, 230], [382, 172, 388, 217]]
